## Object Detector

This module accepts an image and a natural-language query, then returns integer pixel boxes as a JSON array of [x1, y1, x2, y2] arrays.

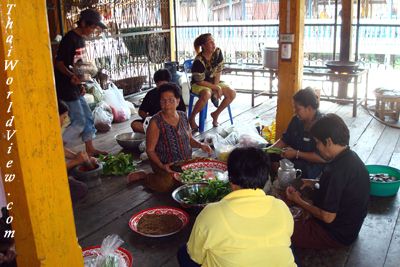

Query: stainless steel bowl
[[116, 132, 145, 150], [171, 183, 209, 209]]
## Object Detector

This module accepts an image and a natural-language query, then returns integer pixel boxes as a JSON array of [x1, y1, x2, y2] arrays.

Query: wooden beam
[[0, 1, 83, 266], [169, 0, 176, 61], [275, 0, 305, 139], [340, 0, 353, 61]]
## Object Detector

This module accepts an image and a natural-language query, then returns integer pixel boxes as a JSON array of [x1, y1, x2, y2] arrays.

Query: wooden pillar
[[337, 0, 353, 100], [168, 0, 176, 61], [340, 0, 353, 62], [275, 0, 305, 139], [0, 1, 84, 266]]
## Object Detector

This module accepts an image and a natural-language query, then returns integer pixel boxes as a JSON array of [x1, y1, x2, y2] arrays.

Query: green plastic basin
[[366, 165, 400, 197]]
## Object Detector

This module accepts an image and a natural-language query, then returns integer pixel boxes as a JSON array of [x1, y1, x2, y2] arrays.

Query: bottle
[[255, 116, 261, 135]]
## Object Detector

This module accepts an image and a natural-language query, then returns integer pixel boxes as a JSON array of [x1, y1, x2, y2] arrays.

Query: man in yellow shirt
[[178, 147, 296, 267]]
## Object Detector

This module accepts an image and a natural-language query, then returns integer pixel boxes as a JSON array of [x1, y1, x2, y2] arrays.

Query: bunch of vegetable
[[99, 153, 136, 176], [180, 168, 206, 183], [184, 180, 231, 205], [262, 120, 276, 143], [264, 146, 283, 154]]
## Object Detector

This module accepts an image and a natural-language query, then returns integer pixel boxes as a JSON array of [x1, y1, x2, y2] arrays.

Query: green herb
[[264, 147, 283, 154], [99, 152, 136, 176], [100, 254, 120, 267], [180, 168, 206, 183], [184, 180, 231, 204]]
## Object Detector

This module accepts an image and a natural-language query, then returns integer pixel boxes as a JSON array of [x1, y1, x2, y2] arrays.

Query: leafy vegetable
[[264, 146, 283, 154], [99, 153, 136, 176], [180, 168, 206, 183], [184, 180, 231, 204]]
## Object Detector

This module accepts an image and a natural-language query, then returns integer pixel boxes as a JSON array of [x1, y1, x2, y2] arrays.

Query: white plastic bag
[[236, 124, 267, 148], [93, 101, 113, 133], [104, 83, 131, 123], [92, 234, 127, 267], [89, 80, 105, 103], [125, 101, 137, 115], [212, 134, 236, 162]]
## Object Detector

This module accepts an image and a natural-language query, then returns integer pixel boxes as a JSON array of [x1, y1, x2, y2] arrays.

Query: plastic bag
[[212, 134, 236, 162], [93, 101, 113, 133], [125, 101, 137, 115], [89, 80, 105, 103], [104, 83, 131, 123], [236, 124, 267, 148], [93, 235, 127, 267]]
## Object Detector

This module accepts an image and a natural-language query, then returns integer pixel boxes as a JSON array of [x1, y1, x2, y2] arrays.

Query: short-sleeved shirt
[[191, 48, 224, 85], [314, 148, 370, 245], [187, 189, 296, 267], [139, 87, 186, 116], [54, 30, 86, 101], [281, 112, 324, 178], [282, 111, 323, 152], [152, 111, 192, 164]]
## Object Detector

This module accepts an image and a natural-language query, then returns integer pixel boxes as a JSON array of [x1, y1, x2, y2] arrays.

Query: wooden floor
[[72, 94, 400, 267]]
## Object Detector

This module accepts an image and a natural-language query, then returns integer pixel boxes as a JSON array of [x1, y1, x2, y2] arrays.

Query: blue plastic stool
[[188, 92, 233, 132]]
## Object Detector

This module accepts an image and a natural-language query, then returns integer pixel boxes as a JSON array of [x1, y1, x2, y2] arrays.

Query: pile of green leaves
[[180, 168, 206, 183], [99, 152, 136, 176], [184, 180, 231, 205]]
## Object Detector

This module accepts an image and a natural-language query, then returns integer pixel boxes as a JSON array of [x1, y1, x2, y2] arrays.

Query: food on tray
[[369, 173, 397, 182], [99, 152, 136, 176], [180, 168, 206, 183], [137, 214, 183, 235], [183, 180, 231, 205]]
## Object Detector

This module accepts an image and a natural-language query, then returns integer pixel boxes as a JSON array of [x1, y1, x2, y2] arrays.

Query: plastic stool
[[188, 92, 233, 132]]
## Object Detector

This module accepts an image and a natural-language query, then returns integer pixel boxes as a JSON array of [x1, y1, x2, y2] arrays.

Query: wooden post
[[340, 0, 353, 61], [275, 0, 305, 139], [337, 0, 354, 100], [168, 0, 176, 61], [0, 1, 84, 266]]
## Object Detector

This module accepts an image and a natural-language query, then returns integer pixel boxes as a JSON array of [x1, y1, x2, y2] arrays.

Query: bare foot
[[127, 171, 147, 184], [210, 112, 219, 127]]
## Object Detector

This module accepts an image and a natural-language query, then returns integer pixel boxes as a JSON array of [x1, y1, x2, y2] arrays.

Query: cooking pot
[[262, 47, 279, 69]]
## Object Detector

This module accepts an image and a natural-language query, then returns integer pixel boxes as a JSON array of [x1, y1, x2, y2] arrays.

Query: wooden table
[[223, 64, 369, 117], [223, 64, 277, 107]]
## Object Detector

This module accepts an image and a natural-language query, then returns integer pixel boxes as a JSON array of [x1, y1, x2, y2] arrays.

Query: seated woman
[[177, 147, 296, 267], [143, 83, 212, 192], [270, 87, 325, 179], [189, 33, 236, 130]]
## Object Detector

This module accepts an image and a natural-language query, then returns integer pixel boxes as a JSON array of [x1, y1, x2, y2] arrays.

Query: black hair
[[153, 68, 172, 83], [293, 87, 319, 109], [58, 100, 69, 115], [158, 82, 182, 99], [310, 113, 350, 146], [227, 147, 271, 189]]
